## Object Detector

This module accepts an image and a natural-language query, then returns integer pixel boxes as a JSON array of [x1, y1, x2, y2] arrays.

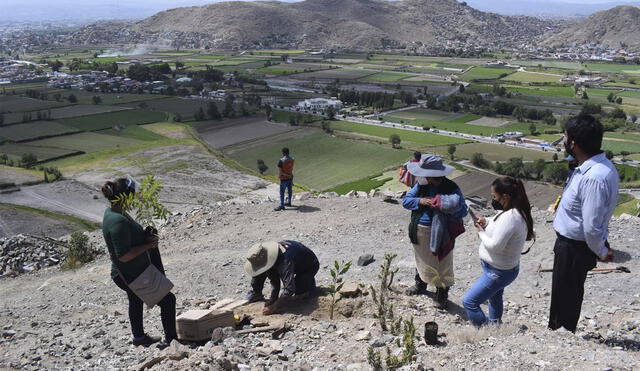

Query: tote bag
[[117, 252, 174, 308]]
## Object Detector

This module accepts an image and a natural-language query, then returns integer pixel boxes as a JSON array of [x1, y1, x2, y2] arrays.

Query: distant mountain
[[69, 0, 555, 51], [542, 5, 640, 50], [464, 0, 640, 17]]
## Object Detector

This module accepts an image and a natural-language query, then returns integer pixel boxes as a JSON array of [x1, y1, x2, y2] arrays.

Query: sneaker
[[156, 340, 171, 350], [132, 334, 161, 347], [285, 202, 292, 207], [405, 284, 428, 296], [274, 206, 285, 211]]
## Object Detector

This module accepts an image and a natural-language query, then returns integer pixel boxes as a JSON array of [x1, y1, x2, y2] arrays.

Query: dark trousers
[[113, 275, 177, 342], [548, 235, 597, 333], [295, 259, 320, 295], [280, 179, 293, 207]]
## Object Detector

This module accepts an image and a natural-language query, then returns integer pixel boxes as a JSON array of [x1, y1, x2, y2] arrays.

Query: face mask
[[416, 177, 428, 185], [491, 199, 503, 211]]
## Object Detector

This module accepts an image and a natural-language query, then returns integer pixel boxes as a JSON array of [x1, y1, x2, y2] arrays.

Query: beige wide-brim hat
[[244, 241, 281, 277]]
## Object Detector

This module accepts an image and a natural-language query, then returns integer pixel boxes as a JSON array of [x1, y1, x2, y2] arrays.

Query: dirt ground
[[0, 204, 83, 238], [466, 117, 513, 128]]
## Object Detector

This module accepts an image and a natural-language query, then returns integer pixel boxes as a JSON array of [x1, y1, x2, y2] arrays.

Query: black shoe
[[285, 202, 292, 207], [132, 334, 161, 347], [274, 206, 285, 211], [435, 287, 449, 309], [245, 292, 265, 303], [406, 284, 428, 296], [156, 340, 172, 350]]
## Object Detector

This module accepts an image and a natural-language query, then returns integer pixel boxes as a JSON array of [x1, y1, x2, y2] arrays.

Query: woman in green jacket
[[101, 177, 176, 348]]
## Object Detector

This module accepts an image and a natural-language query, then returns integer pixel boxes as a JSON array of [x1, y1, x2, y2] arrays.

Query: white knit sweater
[[478, 209, 527, 270]]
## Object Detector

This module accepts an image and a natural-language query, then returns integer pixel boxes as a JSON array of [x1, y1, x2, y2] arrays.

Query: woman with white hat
[[402, 154, 468, 309]]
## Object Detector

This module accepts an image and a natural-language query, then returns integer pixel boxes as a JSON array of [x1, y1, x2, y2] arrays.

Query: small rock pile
[[0, 234, 62, 277]]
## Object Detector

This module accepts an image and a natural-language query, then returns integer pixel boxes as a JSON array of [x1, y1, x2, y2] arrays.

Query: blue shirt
[[553, 152, 618, 259], [402, 183, 467, 225]]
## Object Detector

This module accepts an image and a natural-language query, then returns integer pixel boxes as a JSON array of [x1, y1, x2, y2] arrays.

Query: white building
[[296, 98, 342, 111]]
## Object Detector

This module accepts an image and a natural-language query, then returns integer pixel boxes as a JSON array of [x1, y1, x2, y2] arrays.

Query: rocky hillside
[[0, 192, 638, 370], [542, 5, 640, 50], [68, 0, 556, 51]]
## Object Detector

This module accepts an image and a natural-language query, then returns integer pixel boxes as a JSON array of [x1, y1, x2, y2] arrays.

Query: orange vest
[[278, 157, 294, 180]]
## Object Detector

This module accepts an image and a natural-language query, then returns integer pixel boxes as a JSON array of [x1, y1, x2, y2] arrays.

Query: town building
[[296, 98, 342, 111]]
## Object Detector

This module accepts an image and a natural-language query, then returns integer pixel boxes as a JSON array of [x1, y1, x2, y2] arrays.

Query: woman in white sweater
[[462, 176, 535, 327]]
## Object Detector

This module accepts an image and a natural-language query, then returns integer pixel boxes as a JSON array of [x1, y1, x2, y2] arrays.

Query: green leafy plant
[[370, 253, 399, 331], [62, 232, 100, 269], [328, 260, 352, 320], [367, 346, 383, 371], [113, 175, 170, 229]]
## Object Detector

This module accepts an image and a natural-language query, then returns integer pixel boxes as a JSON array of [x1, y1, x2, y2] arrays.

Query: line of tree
[[338, 90, 416, 110]]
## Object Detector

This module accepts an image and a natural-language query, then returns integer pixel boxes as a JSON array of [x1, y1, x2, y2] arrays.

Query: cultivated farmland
[[430, 142, 556, 161], [502, 71, 563, 83], [460, 67, 514, 81], [359, 72, 415, 82], [25, 132, 141, 153], [0, 96, 66, 113], [331, 121, 471, 146], [0, 143, 80, 161], [229, 132, 411, 190], [0, 121, 79, 142], [57, 110, 167, 131], [120, 97, 229, 118]]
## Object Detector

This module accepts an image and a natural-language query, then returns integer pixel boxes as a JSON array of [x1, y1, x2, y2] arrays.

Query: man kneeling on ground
[[244, 240, 319, 315]]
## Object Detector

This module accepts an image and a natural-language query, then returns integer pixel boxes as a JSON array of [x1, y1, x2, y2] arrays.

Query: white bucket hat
[[406, 154, 454, 177]]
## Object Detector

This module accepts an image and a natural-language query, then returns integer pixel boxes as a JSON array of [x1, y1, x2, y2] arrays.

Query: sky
[[2, 0, 638, 22]]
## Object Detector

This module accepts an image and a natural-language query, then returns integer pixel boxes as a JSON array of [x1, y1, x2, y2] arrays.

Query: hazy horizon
[[2, 0, 639, 22]]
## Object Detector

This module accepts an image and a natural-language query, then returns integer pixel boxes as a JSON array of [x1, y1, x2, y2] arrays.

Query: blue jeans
[[462, 261, 519, 327], [280, 179, 293, 207]]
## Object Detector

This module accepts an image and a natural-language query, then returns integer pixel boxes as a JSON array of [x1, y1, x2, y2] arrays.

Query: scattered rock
[[354, 330, 371, 341], [357, 254, 375, 267]]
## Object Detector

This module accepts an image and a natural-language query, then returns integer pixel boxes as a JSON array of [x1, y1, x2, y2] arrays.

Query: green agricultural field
[[325, 174, 393, 195], [91, 57, 128, 63], [0, 142, 80, 161], [385, 108, 459, 121], [415, 119, 506, 136], [25, 132, 141, 153], [430, 142, 556, 162], [460, 67, 514, 81], [331, 121, 471, 146], [204, 59, 263, 66], [507, 85, 575, 97], [251, 50, 307, 56], [58, 110, 167, 131], [230, 132, 411, 190], [359, 72, 415, 82], [503, 122, 561, 134], [618, 90, 640, 99], [502, 71, 563, 83], [514, 60, 584, 70], [0, 95, 67, 113], [603, 82, 640, 89], [602, 139, 640, 154], [0, 121, 79, 142], [584, 63, 640, 75], [256, 67, 307, 75], [352, 63, 400, 71]]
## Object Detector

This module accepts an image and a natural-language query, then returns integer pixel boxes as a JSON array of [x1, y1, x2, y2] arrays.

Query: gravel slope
[[0, 195, 638, 370]]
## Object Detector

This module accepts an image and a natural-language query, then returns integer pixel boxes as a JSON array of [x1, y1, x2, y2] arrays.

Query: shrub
[[62, 232, 100, 269]]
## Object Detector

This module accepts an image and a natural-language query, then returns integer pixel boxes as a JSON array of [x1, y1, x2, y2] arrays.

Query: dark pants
[[295, 259, 320, 295], [548, 235, 597, 333], [280, 178, 293, 207], [113, 275, 177, 342]]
